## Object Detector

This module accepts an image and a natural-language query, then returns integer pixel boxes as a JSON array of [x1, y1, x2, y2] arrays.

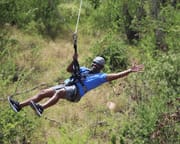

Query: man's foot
[[8, 96, 21, 112], [30, 101, 43, 117]]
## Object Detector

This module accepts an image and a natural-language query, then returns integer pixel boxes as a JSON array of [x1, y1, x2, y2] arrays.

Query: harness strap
[[73, 33, 78, 54]]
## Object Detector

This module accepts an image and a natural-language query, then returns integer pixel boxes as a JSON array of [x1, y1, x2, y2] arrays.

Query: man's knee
[[56, 89, 66, 98], [39, 88, 55, 97]]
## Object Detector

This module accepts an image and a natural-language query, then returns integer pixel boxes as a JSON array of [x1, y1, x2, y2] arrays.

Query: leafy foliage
[[90, 33, 129, 72], [0, 0, 61, 38], [0, 0, 179, 143], [0, 105, 37, 144]]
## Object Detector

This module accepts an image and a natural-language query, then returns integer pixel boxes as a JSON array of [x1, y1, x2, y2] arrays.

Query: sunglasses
[[92, 61, 103, 67]]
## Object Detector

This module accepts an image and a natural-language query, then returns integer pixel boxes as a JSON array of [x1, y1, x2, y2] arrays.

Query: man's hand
[[130, 64, 144, 72]]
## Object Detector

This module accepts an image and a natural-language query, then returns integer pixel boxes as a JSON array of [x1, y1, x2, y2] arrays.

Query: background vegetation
[[0, 0, 179, 143]]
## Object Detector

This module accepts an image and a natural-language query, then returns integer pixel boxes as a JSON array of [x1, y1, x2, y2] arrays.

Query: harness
[[65, 34, 87, 93]]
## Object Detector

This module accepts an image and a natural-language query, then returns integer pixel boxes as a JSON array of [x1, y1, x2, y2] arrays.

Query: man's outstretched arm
[[106, 64, 144, 81]]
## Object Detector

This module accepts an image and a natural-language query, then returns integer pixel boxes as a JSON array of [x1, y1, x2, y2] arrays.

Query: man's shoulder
[[80, 66, 90, 71]]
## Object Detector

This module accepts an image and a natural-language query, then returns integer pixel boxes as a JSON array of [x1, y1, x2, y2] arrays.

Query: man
[[8, 53, 144, 116]]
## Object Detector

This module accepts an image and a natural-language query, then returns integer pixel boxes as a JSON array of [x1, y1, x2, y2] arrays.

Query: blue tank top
[[65, 67, 107, 97]]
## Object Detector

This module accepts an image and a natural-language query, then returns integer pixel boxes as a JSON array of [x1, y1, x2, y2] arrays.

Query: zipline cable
[[73, 0, 83, 54], [74, 0, 83, 34]]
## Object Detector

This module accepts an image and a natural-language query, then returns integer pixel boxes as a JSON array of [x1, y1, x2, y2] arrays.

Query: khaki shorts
[[51, 84, 81, 102]]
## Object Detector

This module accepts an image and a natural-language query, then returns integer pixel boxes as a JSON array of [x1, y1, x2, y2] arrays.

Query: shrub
[[0, 106, 37, 144], [90, 33, 129, 72]]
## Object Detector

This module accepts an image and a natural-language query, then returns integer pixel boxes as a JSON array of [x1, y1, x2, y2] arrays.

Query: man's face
[[90, 62, 103, 73]]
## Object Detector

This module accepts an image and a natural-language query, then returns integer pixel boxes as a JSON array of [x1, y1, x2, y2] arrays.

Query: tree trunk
[[150, 0, 160, 19], [122, 3, 139, 43]]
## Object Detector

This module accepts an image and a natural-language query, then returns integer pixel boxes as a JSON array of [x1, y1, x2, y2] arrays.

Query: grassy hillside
[[0, 1, 179, 144]]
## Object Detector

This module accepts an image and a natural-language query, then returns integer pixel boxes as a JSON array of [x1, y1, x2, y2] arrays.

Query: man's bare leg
[[41, 89, 66, 109], [19, 88, 56, 108]]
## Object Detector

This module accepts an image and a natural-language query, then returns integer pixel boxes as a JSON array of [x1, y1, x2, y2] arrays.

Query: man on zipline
[[8, 53, 144, 116]]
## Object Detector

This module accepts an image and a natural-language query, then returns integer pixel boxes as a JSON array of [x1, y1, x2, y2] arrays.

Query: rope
[[74, 0, 83, 34], [10, 83, 48, 98], [43, 115, 62, 126]]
